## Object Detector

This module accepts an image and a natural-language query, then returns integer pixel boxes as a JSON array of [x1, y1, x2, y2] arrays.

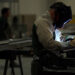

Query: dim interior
[[0, 0, 75, 75]]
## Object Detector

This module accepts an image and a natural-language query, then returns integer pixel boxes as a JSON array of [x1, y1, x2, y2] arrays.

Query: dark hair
[[1, 8, 9, 16], [50, 2, 72, 28]]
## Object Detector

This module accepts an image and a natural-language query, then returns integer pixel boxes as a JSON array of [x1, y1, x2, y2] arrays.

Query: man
[[0, 8, 12, 40], [32, 2, 72, 56], [32, 2, 72, 75]]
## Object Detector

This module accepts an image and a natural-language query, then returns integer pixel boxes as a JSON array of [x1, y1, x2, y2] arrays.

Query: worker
[[32, 2, 72, 56], [32, 2, 72, 75], [12, 16, 20, 38], [0, 8, 12, 40]]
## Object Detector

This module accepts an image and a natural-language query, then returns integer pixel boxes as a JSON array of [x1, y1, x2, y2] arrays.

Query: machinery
[[31, 47, 75, 75], [31, 24, 75, 75]]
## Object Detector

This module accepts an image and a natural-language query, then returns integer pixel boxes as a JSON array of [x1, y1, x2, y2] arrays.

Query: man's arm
[[36, 20, 62, 53]]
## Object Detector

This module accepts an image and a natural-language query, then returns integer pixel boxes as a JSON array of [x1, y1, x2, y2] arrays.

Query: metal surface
[[0, 39, 32, 51], [43, 67, 75, 74]]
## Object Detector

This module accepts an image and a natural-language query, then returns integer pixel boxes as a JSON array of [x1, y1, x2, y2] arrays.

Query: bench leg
[[3, 59, 9, 75], [10, 59, 15, 75], [11, 65, 15, 75], [18, 55, 24, 75]]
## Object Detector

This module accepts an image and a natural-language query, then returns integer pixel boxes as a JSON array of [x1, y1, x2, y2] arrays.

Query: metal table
[[0, 39, 32, 75]]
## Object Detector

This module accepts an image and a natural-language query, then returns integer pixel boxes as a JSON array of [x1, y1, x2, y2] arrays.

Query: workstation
[[0, 0, 75, 75]]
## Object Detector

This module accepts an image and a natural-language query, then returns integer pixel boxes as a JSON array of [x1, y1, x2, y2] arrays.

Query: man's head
[[1, 8, 10, 18], [49, 2, 72, 29]]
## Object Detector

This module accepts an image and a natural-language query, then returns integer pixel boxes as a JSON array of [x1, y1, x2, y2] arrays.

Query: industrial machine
[[31, 47, 75, 75], [31, 24, 75, 75]]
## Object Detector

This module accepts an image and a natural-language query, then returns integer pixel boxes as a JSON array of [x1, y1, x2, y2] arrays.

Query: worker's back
[[32, 24, 44, 56]]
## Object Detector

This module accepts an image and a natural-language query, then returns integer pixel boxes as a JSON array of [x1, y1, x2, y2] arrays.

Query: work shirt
[[34, 11, 69, 54], [0, 16, 11, 40]]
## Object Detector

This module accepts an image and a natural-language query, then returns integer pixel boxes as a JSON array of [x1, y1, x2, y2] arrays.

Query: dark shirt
[[0, 16, 11, 40], [32, 24, 45, 56]]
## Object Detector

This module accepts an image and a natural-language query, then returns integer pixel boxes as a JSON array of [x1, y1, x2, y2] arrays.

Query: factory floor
[[0, 56, 33, 75]]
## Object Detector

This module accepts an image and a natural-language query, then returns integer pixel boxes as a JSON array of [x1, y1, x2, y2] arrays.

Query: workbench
[[0, 38, 32, 75]]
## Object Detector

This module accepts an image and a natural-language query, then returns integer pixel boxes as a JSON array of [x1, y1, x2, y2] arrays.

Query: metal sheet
[[0, 39, 32, 51]]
